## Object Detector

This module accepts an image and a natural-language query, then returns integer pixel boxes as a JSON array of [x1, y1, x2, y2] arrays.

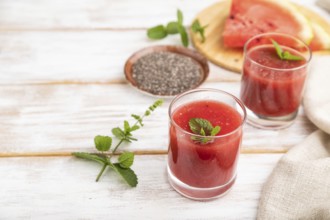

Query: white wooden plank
[[0, 0, 325, 29], [0, 0, 219, 29], [0, 30, 240, 84], [0, 154, 282, 219], [0, 83, 316, 153]]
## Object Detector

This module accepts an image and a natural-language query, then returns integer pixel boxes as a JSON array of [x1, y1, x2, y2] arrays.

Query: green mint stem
[[112, 139, 125, 155], [96, 163, 108, 182], [112, 115, 145, 155]]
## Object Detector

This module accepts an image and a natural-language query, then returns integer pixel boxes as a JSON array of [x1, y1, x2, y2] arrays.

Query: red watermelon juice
[[167, 89, 246, 200], [240, 33, 311, 129]]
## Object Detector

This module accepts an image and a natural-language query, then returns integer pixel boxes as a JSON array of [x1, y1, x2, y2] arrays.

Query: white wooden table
[[0, 0, 328, 219]]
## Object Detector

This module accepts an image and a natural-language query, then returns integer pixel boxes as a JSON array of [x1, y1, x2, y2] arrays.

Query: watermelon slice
[[222, 0, 314, 48], [309, 21, 330, 51]]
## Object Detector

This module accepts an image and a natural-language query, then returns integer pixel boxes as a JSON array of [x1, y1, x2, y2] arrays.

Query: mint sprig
[[147, 9, 189, 47], [147, 11, 208, 46], [191, 20, 208, 43], [72, 99, 163, 187], [189, 118, 221, 144], [271, 39, 303, 61]]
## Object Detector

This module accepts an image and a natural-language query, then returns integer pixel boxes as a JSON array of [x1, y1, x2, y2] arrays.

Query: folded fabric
[[304, 56, 330, 135], [317, 0, 330, 13], [257, 55, 330, 219], [257, 130, 330, 220]]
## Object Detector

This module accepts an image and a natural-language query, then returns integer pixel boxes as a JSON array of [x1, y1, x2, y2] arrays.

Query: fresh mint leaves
[[177, 9, 183, 25], [73, 152, 107, 165], [178, 24, 189, 47], [166, 22, 179, 34], [112, 163, 137, 187], [72, 99, 163, 187], [282, 51, 304, 61], [147, 25, 167, 39], [94, 135, 112, 152], [147, 9, 207, 47], [147, 9, 188, 47], [191, 20, 207, 43], [271, 39, 303, 61], [189, 118, 213, 134], [118, 152, 134, 169], [189, 118, 221, 144]]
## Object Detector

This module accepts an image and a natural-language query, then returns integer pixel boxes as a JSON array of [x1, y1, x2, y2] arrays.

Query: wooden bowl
[[124, 45, 209, 97]]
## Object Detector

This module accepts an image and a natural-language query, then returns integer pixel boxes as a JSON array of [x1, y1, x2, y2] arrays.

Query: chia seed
[[131, 51, 204, 96]]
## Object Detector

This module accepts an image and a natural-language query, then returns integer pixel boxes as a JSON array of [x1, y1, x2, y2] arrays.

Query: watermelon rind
[[268, 0, 314, 44], [310, 21, 330, 50]]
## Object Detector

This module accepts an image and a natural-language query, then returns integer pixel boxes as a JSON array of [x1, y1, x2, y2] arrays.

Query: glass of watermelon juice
[[240, 33, 311, 129], [167, 89, 246, 200]]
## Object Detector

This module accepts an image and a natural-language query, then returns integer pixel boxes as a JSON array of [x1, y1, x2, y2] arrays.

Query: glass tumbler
[[240, 33, 312, 129], [167, 88, 246, 200]]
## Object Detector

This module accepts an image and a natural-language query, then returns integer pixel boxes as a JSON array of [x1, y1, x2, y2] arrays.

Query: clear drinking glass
[[167, 88, 246, 200], [240, 33, 312, 129]]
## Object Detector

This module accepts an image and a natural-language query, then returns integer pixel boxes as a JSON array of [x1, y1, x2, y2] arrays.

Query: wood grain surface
[[0, 0, 327, 219], [0, 83, 316, 154], [0, 31, 240, 84], [0, 154, 282, 219]]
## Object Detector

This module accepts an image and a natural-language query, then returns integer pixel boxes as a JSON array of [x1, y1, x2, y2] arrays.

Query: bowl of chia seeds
[[124, 45, 209, 97]]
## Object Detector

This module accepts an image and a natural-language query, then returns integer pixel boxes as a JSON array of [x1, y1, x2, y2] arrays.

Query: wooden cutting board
[[191, 1, 330, 73]]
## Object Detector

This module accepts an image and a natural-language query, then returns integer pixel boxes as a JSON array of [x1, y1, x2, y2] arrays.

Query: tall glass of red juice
[[168, 89, 246, 200], [240, 33, 311, 129]]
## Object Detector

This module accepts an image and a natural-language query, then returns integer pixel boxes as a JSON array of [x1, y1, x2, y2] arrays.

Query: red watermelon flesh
[[309, 33, 324, 51], [222, 0, 312, 48]]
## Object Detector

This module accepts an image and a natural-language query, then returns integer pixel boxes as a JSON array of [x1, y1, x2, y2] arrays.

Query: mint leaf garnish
[[282, 51, 304, 61], [176, 9, 188, 47], [72, 99, 163, 187], [188, 118, 221, 144], [94, 135, 112, 152], [211, 126, 221, 136], [178, 25, 189, 47], [177, 9, 183, 25], [113, 164, 138, 187], [166, 22, 179, 34], [146, 9, 189, 47], [118, 152, 134, 168], [271, 39, 283, 59], [271, 39, 303, 61], [200, 127, 206, 136], [131, 114, 143, 126], [72, 152, 107, 165], [130, 125, 140, 132], [191, 20, 208, 43], [189, 118, 213, 134], [111, 127, 125, 139], [124, 120, 130, 133], [147, 25, 167, 39]]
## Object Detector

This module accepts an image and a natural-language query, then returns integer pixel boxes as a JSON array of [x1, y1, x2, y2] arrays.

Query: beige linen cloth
[[257, 56, 330, 220], [317, 0, 330, 13]]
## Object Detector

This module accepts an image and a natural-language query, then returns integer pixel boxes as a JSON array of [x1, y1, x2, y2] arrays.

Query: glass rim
[[243, 32, 312, 72], [168, 88, 247, 138]]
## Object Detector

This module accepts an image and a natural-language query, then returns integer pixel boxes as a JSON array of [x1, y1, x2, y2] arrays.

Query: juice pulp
[[168, 100, 243, 190], [240, 45, 307, 117]]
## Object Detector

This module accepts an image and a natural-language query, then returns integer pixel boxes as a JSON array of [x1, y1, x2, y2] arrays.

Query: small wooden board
[[191, 1, 330, 73]]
